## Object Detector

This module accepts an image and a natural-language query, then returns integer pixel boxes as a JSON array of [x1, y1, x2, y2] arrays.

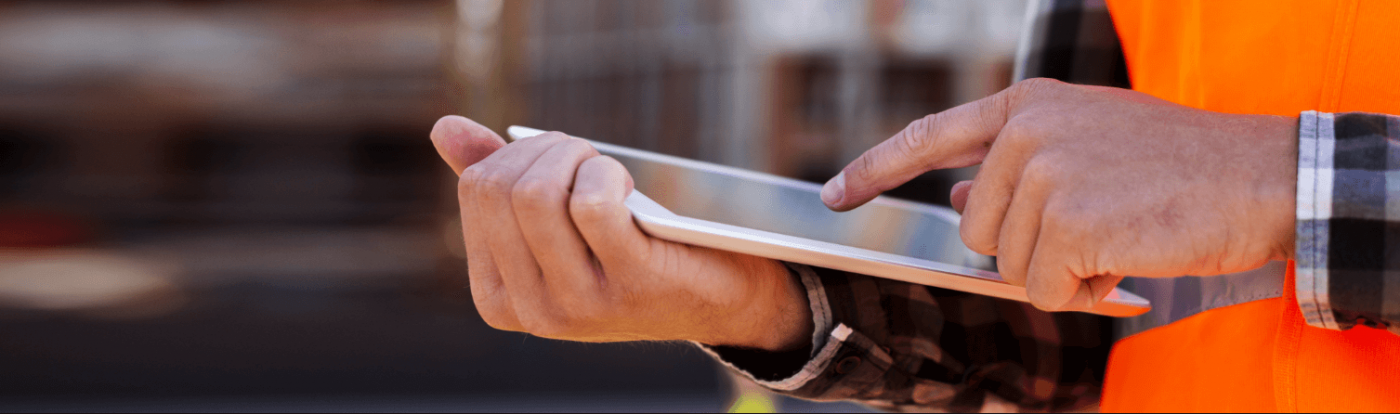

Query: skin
[[430, 117, 811, 351], [822, 78, 1298, 311], [433, 77, 1299, 350]]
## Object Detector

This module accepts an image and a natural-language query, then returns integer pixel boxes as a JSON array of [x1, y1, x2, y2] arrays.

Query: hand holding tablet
[[433, 117, 814, 351], [506, 126, 1150, 317]]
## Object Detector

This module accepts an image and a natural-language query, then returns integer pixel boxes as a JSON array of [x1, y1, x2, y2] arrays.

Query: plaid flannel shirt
[[1297, 111, 1400, 334], [703, 0, 1400, 411]]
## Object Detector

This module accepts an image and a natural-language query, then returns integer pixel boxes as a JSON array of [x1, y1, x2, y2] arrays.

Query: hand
[[429, 116, 812, 351], [820, 78, 1298, 312]]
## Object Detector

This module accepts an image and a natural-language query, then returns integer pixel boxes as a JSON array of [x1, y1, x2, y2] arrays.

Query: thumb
[[821, 89, 1018, 211], [429, 115, 507, 175]]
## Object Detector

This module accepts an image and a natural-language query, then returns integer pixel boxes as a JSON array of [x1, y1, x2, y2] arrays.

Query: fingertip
[[429, 116, 475, 151], [430, 115, 507, 175], [1027, 287, 1077, 313], [822, 171, 879, 212], [820, 172, 846, 209], [1086, 274, 1124, 307], [429, 115, 468, 140], [950, 180, 973, 214], [1066, 286, 1102, 313], [1027, 274, 1117, 313]]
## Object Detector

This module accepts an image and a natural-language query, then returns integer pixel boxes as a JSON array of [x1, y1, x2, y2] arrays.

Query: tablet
[[507, 126, 1150, 317]]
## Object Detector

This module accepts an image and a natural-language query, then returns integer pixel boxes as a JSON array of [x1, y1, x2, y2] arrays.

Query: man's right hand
[[820, 79, 1298, 312], [429, 116, 812, 351]]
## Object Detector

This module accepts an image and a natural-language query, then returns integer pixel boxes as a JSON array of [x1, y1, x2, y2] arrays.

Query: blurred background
[[0, 0, 1024, 411]]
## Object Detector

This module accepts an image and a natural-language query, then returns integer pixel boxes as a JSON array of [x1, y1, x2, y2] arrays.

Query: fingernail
[[821, 172, 845, 206]]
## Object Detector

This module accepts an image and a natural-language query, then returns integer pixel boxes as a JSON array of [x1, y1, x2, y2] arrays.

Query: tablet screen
[[594, 142, 994, 272]]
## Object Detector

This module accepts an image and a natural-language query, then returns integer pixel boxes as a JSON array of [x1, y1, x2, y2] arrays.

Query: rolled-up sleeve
[[1295, 111, 1400, 335], [698, 265, 1111, 412]]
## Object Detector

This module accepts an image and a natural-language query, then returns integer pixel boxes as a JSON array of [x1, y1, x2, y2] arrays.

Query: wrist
[[1252, 114, 1300, 261], [1274, 115, 1300, 260], [706, 259, 813, 352], [754, 261, 814, 351]]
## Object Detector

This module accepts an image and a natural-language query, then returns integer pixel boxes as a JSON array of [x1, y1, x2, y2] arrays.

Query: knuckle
[[1014, 77, 1063, 93], [1042, 201, 1094, 242], [475, 170, 517, 202], [1020, 156, 1060, 185], [538, 131, 571, 141], [459, 165, 488, 193], [514, 310, 549, 334], [561, 137, 598, 155], [476, 305, 519, 331], [1026, 284, 1073, 312], [520, 312, 571, 338], [1007, 78, 1063, 105], [896, 114, 940, 157], [480, 313, 515, 331], [512, 177, 565, 211], [469, 284, 518, 331], [844, 114, 943, 189], [1042, 197, 1080, 225], [1030, 297, 1068, 312], [1040, 203, 1069, 232], [528, 132, 572, 147], [847, 152, 881, 184], [569, 190, 617, 220], [960, 222, 998, 256], [996, 118, 1036, 146]]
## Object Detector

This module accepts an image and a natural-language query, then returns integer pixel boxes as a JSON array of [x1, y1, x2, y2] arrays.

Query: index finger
[[821, 78, 1055, 211]]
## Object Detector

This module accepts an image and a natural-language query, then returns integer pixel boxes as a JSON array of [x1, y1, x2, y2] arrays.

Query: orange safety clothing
[[1102, 0, 1400, 411]]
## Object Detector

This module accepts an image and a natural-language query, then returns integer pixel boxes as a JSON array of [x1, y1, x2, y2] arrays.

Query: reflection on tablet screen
[[600, 144, 993, 272]]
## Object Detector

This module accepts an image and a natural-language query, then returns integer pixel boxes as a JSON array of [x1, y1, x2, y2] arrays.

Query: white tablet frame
[[508, 126, 1150, 317]]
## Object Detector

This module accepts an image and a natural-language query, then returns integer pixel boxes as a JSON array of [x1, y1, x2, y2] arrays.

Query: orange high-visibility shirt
[[1102, 0, 1400, 411]]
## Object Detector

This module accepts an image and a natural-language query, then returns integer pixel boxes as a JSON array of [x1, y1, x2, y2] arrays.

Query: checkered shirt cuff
[[1295, 111, 1400, 334]]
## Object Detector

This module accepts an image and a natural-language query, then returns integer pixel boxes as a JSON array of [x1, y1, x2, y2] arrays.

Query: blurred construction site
[[0, 0, 1024, 411]]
